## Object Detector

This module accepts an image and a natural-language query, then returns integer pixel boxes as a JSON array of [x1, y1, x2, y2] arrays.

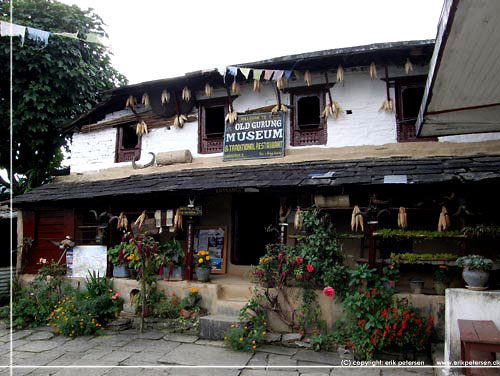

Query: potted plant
[[194, 250, 211, 282], [409, 278, 424, 294], [157, 239, 184, 280], [433, 265, 450, 295], [456, 254, 493, 289], [108, 244, 130, 278]]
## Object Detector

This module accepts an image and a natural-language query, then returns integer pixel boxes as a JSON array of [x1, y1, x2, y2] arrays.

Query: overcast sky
[[60, 0, 444, 85]]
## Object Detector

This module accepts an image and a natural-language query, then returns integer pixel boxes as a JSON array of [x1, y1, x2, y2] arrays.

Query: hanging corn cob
[[125, 95, 136, 109], [231, 79, 240, 95], [351, 206, 364, 232], [173, 114, 188, 128], [321, 72, 343, 120], [161, 89, 170, 104], [204, 83, 213, 97], [276, 77, 286, 90], [405, 58, 413, 74], [116, 212, 128, 231], [141, 93, 150, 109], [173, 208, 183, 231], [437, 206, 450, 232], [225, 110, 238, 124], [398, 207, 407, 229], [182, 86, 191, 102], [253, 78, 261, 92], [336, 65, 344, 83], [304, 70, 312, 86], [271, 79, 287, 113], [134, 210, 147, 228], [380, 65, 395, 112], [136, 120, 148, 136], [369, 62, 377, 80], [294, 207, 303, 232]]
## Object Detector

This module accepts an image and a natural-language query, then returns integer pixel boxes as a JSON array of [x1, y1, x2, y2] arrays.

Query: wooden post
[[368, 221, 378, 269], [279, 223, 288, 245], [184, 217, 194, 281], [140, 252, 146, 333]]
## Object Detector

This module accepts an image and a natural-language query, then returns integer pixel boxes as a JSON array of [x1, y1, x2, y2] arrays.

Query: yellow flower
[[251, 340, 256, 345], [439, 265, 448, 269], [244, 326, 247, 330], [64, 318, 68, 321], [239, 338, 243, 342], [262, 331, 266, 335], [252, 345, 256, 350], [205, 256, 210, 261], [191, 288, 198, 293], [263, 321, 267, 326], [198, 258, 203, 264], [224, 336, 228, 341]]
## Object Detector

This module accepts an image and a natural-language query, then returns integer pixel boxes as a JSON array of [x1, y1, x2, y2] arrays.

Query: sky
[[60, 0, 444, 85]]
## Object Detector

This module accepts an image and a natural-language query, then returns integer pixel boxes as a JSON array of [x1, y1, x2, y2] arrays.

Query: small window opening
[[402, 87, 425, 120], [122, 126, 138, 149], [297, 96, 320, 127], [205, 106, 225, 137]]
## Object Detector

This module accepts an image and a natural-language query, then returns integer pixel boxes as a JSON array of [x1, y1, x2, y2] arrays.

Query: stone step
[[216, 284, 253, 301], [213, 299, 247, 316], [198, 314, 246, 340]]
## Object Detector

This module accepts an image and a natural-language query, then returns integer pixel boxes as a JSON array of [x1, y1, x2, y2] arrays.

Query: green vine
[[390, 252, 457, 264], [376, 229, 463, 239]]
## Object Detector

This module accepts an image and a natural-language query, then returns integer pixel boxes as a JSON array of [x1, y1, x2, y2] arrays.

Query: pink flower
[[111, 295, 116, 300], [108, 289, 113, 293], [115, 292, 121, 297], [281, 271, 286, 277], [323, 286, 335, 298], [306, 264, 314, 273], [389, 281, 396, 288]]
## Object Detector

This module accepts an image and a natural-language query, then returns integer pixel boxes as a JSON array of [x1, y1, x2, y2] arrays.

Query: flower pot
[[113, 265, 129, 278], [409, 279, 424, 294], [195, 267, 210, 282], [462, 268, 489, 289], [164, 266, 183, 281], [433, 281, 449, 295]]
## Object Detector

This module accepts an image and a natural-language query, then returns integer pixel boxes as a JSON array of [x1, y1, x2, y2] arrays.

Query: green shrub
[[49, 295, 103, 337]]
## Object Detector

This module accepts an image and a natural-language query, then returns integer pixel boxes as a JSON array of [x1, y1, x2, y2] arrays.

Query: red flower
[[306, 264, 314, 273], [366, 292, 371, 299], [371, 288, 377, 296], [296, 257, 303, 265], [180, 309, 185, 316], [323, 286, 335, 298], [384, 324, 390, 331], [359, 288, 364, 294], [426, 326, 431, 333], [397, 330, 402, 337], [278, 253, 283, 260], [389, 264, 394, 270], [383, 331, 387, 337], [392, 308, 397, 314], [361, 280, 366, 286], [389, 281, 396, 288], [381, 309, 387, 318]]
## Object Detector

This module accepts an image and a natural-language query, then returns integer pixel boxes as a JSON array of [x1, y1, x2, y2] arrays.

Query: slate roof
[[12, 155, 500, 206]]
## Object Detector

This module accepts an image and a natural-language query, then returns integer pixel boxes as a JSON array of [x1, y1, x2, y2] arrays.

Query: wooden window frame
[[394, 78, 437, 143], [288, 85, 328, 146], [115, 124, 141, 162], [198, 98, 229, 154]]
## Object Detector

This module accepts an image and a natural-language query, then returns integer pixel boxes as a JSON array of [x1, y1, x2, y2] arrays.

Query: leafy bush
[[49, 295, 103, 337], [148, 290, 181, 319], [456, 255, 493, 271]]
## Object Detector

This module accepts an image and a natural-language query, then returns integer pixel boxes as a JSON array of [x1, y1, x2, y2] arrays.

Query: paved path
[[0, 327, 434, 375]]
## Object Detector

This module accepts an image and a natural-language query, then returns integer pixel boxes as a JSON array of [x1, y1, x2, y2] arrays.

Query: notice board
[[193, 226, 227, 274], [67, 245, 107, 278], [223, 112, 285, 161]]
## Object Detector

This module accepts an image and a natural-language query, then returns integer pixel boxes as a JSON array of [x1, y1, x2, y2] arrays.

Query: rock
[[294, 341, 312, 349], [107, 318, 132, 332], [198, 315, 244, 341], [282, 333, 303, 343], [157, 343, 252, 366], [264, 332, 282, 343], [27, 331, 55, 340]]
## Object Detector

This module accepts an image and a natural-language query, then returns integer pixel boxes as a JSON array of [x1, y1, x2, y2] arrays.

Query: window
[[395, 79, 436, 142], [115, 124, 141, 162], [289, 86, 327, 146], [198, 98, 228, 154]]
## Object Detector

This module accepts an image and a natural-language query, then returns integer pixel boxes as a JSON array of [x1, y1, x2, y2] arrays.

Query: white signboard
[[69, 245, 107, 278]]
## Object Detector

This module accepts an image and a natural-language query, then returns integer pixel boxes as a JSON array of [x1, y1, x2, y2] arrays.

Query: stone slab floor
[[0, 327, 435, 376]]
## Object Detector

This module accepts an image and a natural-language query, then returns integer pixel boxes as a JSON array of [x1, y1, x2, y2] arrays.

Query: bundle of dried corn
[[136, 120, 148, 136], [225, 110, 238, 124], [437, 206, 450, 232], [174, 209, 182, 231], [405, 58, 413, 74], [253, 79, 261, 92], [271, 104, 287, 113], [304, 70, 312, 86], [369, 62, 377, 80], [141, 93, 150, 108], [231, 80, 240, 95], [276, 77, 286, 90], [351, 206, 364, 232], [294, 207, 303, 232], [336, 65, 344, 83], [161, 89, 170, 104], [174, 114, 188, 128], [398, 207, 407, 229], [134, 210, 147, 228], [204, 83, 213, 97], [125, 95, 136, 109], [117, 212, 128, 231], [379, 99, 395, 112], [182, 87, 191, 102]]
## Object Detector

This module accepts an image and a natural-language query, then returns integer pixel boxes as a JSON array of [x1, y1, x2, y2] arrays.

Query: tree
[[0, 0, 127, 197]]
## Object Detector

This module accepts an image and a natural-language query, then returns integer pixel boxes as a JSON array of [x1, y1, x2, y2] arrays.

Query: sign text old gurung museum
[[223, 112, 285, 161]]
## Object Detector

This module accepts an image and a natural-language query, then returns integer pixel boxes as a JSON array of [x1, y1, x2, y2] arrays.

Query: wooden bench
[[458, 319, 500, 376]]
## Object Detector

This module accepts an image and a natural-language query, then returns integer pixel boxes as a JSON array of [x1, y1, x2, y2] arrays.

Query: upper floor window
[[115, 124, 141, 162], [198, 98, 228, 154], [288, 86, 328, 146], [394, 78, 436, 142]]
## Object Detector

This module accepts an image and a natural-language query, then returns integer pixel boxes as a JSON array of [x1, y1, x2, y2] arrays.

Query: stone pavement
[[0, 327, 435, 375]]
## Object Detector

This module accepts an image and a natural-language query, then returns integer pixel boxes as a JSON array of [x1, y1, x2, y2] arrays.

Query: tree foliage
[[0, 0, 127, 196]]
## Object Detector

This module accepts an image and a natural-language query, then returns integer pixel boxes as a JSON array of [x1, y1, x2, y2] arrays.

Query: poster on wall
[[223, 112, 285, 161], [68, 245, 107, 278], [193, 226, 227, 274]]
